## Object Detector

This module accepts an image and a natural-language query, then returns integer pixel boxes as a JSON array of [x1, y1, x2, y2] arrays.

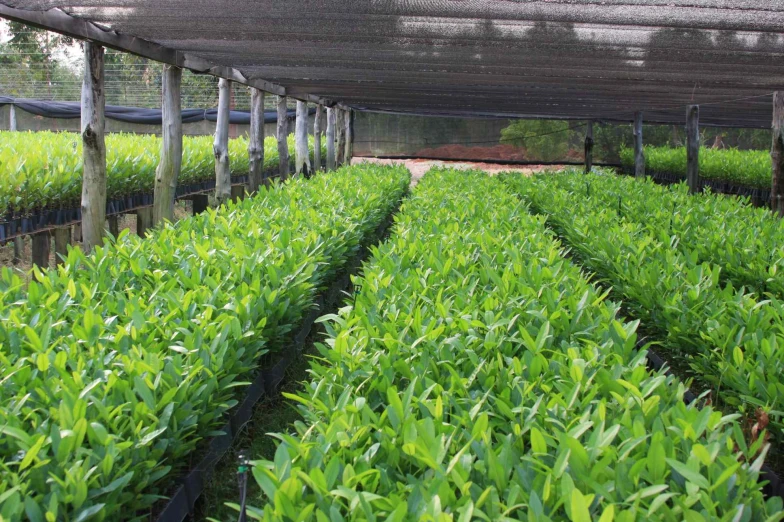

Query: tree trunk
[[248, 87, 265, 192], [277, 96, 290, 180], [686, 105, 701, 194], [584, 120, 594, 174], [153, 65, 183, 224], [633, 111, 645, 179], [326, 107, 336, 171], [214, 78, 232, 205], [772, 92, 784, 216], [295, 100, 311, 178], [80, 42, 106, 253], [314, 104, 323, 173]]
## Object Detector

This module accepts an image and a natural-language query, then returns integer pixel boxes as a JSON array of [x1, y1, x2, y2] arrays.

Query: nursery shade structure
[[1, 1, 784, 128]]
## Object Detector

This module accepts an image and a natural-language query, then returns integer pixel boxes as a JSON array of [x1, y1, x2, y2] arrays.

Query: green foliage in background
[[0, 164, 410, 521], [500, 119, 573, 161], [240, 169, 780, 521], [0, 131, 323, 217], [619, 146, 772, 189]]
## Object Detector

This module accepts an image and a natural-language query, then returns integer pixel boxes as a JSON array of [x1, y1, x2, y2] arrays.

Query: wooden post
[[32, 231, 50, 269], [153, 65, 183, 224], [295, 100, 311, 178], [344, 109, 353, 165], [214, 78, 232, 205], [192, 194, 209, 215], [73, 223, 82, 243], [336, 109, 347, 167], [633, 111, 645, 179], [231, 184, 245, 202], [314, 104, 323, 173], [53, 227, 70, 265], [686, 105, 701, 194], [9, 104, 17, 131], [107, 214, 119, 237], [136, 207, 153, 237], [248, 87, 265, 192], [772, 92, 784, 216], [326, 107, 336, 171], [584, 120, 594, 174], [277, 95, 290, 180], [12, 236, 23, 265], [80, 42, 106, 253]]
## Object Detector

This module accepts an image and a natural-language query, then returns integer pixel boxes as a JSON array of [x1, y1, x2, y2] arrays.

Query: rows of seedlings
[[235, 169, 779, 520], [0, 164, 409, 521], [503, 170, 784, 485]]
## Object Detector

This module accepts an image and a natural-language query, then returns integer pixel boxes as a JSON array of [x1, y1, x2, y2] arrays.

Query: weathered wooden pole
[[772, 92, 784, 216], [276, 96, 290, 180], [584, 120, 594, 174], [314, 104, 323, 173], [214, 78, 232, 205], [136, 207, 153, 237], [153, 65, 183, 224], [633, 111, 645, 179], [686, 105, 701, 194], [326, 107, 336, 171], [192, 194, 209, 215], [107, 214, 119, 237], [248, 88, 265, 192], [53, 227, 70, 265], [80, 42, 106, 253], [9, 104, 17, 131], [336, 109, 347, 167], [12, 236, 23, 265], [344, 109, 353, 165], [294, 100, 311, 178], [32, 231, 50, 269]]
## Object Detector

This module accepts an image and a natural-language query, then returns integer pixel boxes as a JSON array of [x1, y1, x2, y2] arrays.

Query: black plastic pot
[[21, 217, 32, 233]]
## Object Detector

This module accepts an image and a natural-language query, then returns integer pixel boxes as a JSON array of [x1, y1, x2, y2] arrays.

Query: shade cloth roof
[[1, 1, 783, 127]]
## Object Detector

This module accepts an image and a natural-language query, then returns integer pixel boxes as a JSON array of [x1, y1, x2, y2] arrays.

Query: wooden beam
[[584, 120, 594, 174], [686, 105, 701, 194], [277, 96, 290, 181], [326, 107, 336, 172], [153, 65, 183, 224], [32, 231, 50, 269], [314, 104, 323, 173], [295, 100, 311, 178], [136, 207, 153, 237], [248, 88, 265, 192], [214, 78, 232, 204], [80, 42, 106, 253], [772, 92, 784, 216], [53, 227, 70, 266], [633, 111, 645, 179]]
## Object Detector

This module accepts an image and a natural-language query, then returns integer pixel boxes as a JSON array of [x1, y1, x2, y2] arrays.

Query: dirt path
[[352, 157, 566, 185]]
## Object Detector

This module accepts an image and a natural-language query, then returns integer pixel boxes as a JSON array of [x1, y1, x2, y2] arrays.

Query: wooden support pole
[[231, 184, 245, 202], [153, 65, 183, 225], [136, 207, 153, 237], [277, 95, 290, 181], [80, 42, 106, 253], [73, 223, 82, 243], [314, 104, 323, 173], [633, 111, 645, 179], [53, 227, 70, 266], [584, 120, 594, 174], [344, 109, 353, 165], [107, 214, 119, 237], [192, 194, 209, 215], [248, 87, 265, 192], [9, 104, 17, 131], [772, 92, 784, 216], [12, 236, 23, 265], [214, 78, 232, 205], [686, 105, 701, 194], [326, 107, 336, 171], [336, 109, 347, 167], [295, 100, 311, 178], [32, 231, 50, 269]]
